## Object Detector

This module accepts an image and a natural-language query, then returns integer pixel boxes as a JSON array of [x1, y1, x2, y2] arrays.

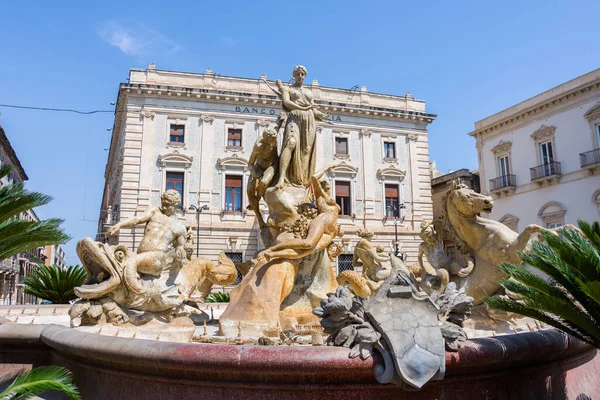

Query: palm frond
[[484, 296, 597, 347], [0, 366, 81, 400], [0, 175, 70, 264], [578, 219, 600, 253], [0, 165, 13, 180], [486, 220, 600, 349], [0, 219, 70, 261], [0, 190, 53, 225]]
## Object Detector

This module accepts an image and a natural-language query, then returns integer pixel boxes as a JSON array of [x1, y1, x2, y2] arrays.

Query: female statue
[[269, 65, 329, 189]]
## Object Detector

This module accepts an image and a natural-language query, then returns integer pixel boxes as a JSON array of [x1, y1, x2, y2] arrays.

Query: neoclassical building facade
[[470, 68, 600, 231], [98, 64, 436, 275]]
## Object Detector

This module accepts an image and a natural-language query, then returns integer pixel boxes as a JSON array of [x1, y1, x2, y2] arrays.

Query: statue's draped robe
[[281, 87, 317, 188]]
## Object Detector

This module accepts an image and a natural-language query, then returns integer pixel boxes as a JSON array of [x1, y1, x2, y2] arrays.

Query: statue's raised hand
[[108, 224, 120, 237]]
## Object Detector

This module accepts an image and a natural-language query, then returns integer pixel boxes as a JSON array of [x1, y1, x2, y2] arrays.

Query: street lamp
[[188, 204, 209, 257], [386, 203, 406, 259]]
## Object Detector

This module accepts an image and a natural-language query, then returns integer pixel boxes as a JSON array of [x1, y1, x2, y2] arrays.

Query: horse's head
[[446, 181, 494, 217]]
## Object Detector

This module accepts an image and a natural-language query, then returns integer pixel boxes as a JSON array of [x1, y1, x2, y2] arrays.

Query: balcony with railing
[[530, 161, 561, 185], [580, 148, 600, 171], [489, 174, 516, 197]]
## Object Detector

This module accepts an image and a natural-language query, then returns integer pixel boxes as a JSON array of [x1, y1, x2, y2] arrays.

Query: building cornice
[[469, 68, 600, 137], [120, 82, 436, 124]]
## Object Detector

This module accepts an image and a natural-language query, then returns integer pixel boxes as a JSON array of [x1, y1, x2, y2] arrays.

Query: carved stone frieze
[[360, 128, 373, 137], [490, 140, 512, 154], [200, 114, 215, 124], [140, 109, 155, 120]]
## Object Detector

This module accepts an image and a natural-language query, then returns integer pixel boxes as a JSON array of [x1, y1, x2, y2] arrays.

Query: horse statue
[[442, 181, 544, 305]]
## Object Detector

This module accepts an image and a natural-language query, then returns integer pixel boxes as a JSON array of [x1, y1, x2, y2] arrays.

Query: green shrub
[[206, 291, 230, 303]]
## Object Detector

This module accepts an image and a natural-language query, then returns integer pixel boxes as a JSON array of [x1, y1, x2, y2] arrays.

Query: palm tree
[[0, 366, 81, 400], [0, 165, 70, 262], [22, 264, 86, 304], [484, 220, 600, 348]]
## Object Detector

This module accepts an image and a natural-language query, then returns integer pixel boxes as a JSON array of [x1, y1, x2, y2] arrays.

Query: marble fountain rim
[[16, 325, 593, 384]]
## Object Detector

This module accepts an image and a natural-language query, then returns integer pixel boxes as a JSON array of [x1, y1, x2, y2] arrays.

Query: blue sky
[[1, 0, 599, 263]]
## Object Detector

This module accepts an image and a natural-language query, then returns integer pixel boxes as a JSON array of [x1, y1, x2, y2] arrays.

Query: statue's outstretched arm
[[109, 209, 155, 235]]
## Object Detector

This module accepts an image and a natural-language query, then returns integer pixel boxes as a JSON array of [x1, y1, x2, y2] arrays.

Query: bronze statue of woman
[[269, 65, 329, 189]]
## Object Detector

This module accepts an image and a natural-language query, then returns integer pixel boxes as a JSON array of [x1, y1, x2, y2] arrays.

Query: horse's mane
[[441, 183, 473, 255]]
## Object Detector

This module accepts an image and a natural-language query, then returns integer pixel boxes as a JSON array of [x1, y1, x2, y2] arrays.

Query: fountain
[[0, 65, 598, 399]]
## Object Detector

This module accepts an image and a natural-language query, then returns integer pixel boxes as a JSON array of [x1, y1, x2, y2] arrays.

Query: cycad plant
[[484, 220, 600, 348], [0, 366, 81, 400], [205, 291, 231, 303], [22, 264, 86, 304], [0, 165, 70, 262]]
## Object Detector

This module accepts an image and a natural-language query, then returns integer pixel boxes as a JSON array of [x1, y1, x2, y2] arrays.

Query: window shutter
[[385, 184, 398, 198], [226, 175, 243, 188], [228, 128, 242, 140], [336, 181, 350, 197], [335, 138, 348, 154], [170, 125, 184, 136]]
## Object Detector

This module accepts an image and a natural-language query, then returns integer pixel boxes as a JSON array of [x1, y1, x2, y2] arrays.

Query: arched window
[[538, 201, 566, 229], [499, 214, 519, 232]]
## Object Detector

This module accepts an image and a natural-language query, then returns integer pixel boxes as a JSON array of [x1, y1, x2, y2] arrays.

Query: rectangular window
[[539, 141, 555, 176], [596, 124, 600, 147], [497, 155, 510, 187], [225, 252, 244, 285], [335, 181, 351, 216], [384, 142, 396, 159], [337, 254, 354, 274], [165, 172, 184, 208], [227, 128, 242, 147], [335, 137, 348, 155], [446, 246, 456, 260], [385, 184, 399, 217], [225, 175, 243, 212], [170, 125, 185, 143], [539, 141, 554, 165]]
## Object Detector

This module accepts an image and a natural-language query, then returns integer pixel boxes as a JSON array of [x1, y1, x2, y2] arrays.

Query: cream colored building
[[470, 68, 600, 231], [98, 64, 436, 274]]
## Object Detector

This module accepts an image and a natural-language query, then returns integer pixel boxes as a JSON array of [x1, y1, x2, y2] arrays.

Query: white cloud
[[220, 36, 238, 46], [97, 20, 183, 57]]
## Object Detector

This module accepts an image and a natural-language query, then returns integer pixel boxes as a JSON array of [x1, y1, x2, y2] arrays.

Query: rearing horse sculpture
[[442, 181, 544, 305]]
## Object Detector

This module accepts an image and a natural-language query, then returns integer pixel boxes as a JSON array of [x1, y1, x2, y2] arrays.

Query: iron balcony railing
[[530, 161, 561, 181], [580, 148, 600, 168], [489, 174, 516, 191]]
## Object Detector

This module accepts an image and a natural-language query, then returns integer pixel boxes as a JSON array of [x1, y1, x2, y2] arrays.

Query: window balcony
[[580, 148, 600, 172], [530, 161, 561, 185], [489, 174, 516, 197]]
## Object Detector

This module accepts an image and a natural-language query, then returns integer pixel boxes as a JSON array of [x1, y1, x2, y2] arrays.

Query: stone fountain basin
[[0, 324, 598, 400]]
